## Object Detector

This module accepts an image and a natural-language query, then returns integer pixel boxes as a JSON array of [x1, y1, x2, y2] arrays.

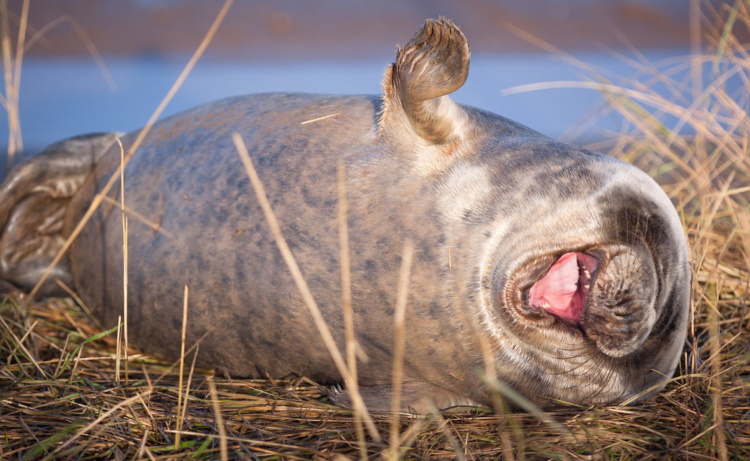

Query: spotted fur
[[0, 19, 689, 412]]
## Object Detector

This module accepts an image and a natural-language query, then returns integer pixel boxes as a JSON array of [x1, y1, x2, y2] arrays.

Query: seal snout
[[528, 252, 599, 323]]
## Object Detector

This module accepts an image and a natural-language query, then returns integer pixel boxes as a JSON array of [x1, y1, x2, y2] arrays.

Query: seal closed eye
[[0, 18, 690, 412]]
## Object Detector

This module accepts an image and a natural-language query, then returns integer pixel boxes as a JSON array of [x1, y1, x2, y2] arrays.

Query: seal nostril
[[615, 297, 633, 307]]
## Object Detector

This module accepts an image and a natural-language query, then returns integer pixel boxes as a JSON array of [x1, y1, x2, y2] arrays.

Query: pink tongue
[[528, 252, 598, 322]]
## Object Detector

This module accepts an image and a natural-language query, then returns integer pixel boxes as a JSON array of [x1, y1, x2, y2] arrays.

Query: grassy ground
[[1, 1, 749, 460]]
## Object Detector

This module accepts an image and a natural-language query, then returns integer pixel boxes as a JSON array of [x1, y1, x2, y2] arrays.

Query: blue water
[[2, 49, 690, 171]]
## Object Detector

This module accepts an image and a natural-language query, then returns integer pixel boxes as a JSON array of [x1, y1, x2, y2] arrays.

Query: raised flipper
[[0, 133, 121, 296], [329, 382, 481, 413], [380, 18, 471, 153]]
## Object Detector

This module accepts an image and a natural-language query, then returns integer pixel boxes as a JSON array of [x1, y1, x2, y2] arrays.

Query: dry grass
[[1, 2, 750, 460], [0, 0, 113, 171], [1, 292, 747, 459]]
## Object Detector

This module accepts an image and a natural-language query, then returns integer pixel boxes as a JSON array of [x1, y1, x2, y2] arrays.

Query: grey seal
[[0, 19, 690, 411]]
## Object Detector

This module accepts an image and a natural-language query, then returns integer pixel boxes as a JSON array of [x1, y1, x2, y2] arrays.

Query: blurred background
[[0, 0, 738, 177]]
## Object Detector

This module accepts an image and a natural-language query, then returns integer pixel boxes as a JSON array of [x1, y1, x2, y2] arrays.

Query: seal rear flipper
[[0, 133, 122, 296], [380, 18, 470, 152], [329, 382, 481, 413]]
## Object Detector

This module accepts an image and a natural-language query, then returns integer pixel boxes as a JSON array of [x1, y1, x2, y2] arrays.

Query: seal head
[[480, 166, 689, 406]]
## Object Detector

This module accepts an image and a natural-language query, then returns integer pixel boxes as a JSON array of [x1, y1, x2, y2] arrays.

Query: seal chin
[[504, 245, 658, 358]]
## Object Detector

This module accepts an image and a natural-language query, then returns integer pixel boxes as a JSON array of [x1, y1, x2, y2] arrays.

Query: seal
[[0, 18, 690, 412]]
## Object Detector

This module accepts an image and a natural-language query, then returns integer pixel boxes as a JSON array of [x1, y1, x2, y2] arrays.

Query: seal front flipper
[[0, 133, 121, 296], [330, 383, 481, 413], [380, 18, 471, 158]]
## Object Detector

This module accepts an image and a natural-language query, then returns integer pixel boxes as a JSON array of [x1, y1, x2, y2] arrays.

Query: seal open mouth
[[528, 252, 599, 323]]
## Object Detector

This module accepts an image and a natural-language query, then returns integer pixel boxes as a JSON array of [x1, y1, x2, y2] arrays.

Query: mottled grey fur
[[0, 19, 689, 412]]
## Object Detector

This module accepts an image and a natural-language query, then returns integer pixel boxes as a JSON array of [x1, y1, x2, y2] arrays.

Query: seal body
[[0, 19, 690, 411]]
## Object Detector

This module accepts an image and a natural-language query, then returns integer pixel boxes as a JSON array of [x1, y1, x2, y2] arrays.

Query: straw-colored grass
[[1, 2, 749, 460], [1, 291, 747, 459], [0, 0, 113, 171]]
